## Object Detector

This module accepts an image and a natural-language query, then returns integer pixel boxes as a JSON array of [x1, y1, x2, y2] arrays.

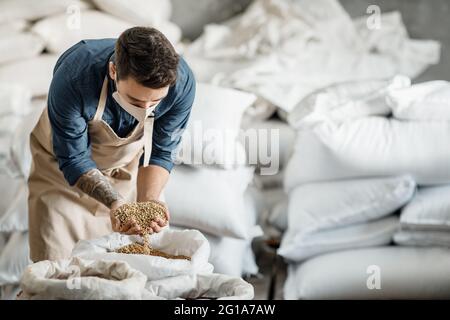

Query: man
[[27, 27, 195, 262]]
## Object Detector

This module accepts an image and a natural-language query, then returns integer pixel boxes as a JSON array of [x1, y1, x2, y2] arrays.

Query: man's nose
[[143, 102, 153, 109]]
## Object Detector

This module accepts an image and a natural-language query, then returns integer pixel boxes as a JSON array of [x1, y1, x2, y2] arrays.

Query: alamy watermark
[[171, 121, 281, 175], [366, 265, 382, 290], [366, 5, 382, 30]]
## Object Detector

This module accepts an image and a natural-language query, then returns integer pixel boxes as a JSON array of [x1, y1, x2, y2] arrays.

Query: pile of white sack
[[184, 0, 440, 116], [182, 0, 441, 249], [281, 79, 450, 300], [0, 0, 182, 300], [165, 82, 264, 278], [18, 230, 253, 300]]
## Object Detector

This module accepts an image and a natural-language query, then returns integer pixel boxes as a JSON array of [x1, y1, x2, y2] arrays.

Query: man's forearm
[[75, 168, 123, 208], [137, 165, 170, 202]]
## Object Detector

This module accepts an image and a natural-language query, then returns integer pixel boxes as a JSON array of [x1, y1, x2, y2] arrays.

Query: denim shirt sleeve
[[140, 71, 196, 172], [47, 71, 97, 186]]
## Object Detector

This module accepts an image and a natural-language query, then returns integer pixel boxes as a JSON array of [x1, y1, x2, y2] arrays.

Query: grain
[[115, 236, 191, 261], [114, 200, 168, 235]]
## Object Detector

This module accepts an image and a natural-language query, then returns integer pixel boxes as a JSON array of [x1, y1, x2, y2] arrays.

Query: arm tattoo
[[76, 169, 122, 208]]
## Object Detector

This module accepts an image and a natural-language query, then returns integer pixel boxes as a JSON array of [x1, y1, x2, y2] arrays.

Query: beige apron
[[28, 75, 156, 262]]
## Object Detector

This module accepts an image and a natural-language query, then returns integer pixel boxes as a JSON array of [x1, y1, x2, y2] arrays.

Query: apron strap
[[143, 110, 156, 167], [93, 76, 108, 121]]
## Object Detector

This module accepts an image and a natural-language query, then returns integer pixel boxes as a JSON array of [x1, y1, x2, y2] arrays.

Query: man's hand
[[138, 201, 170, 234], [150, 201, 170, 233], [110, 200, 143, 235], [110, 200, 170, 235]]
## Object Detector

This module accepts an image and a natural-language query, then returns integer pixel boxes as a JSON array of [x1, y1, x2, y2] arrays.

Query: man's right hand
[[110, 200, 143, 235]]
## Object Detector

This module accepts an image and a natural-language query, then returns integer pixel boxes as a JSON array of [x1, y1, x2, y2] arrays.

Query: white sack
[[285, 175, 415, 235], [32, 9, 180, 54], [176, 83, 256, 169], [388, 80, 450, 120], [144, 273, 254, 300], [91, 0, 172, 25], [0, 175, 24, 217], [0, 84, 32, 117], [284, 247, 450, 299], [205, 233, 257, 277], [394, 229, 450, 247], [72, 230, 213, 281], [0, 20, 28, 36], [164, 165, 256, 239], [0, 0, 90, 22], [399, 185, 450, 230], [31, 10, 132, 54], [20, 257, 147, 300], [279, 216, 399, 262], [287, 77, 409, 128], [0, 179, 28, 232], [0, 54, 58, 97], [0, 32, 44, 65], [10, 103, 46, 179], [0, 232, 31, 286], [285, 117, 450, 189]]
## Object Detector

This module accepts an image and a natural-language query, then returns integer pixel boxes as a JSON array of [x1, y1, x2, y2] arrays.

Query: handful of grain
[[115, 239, 191, 261], [113, 200, 168, 235]]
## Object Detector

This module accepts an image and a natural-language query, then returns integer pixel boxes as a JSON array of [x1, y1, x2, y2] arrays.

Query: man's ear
[[109, 61, 116, 80]]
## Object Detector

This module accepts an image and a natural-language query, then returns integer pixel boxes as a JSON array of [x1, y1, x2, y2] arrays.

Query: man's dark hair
[[115, 26, 180, 88]]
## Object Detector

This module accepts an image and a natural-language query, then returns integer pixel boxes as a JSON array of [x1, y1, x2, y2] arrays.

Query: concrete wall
[[171, 0, 449, 80], [171, 0, 252, 40]]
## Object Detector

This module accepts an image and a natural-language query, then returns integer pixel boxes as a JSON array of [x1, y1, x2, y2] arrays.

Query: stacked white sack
[[278, 176, 414, 262], [281, 79, 450, 299], [284, 247, 450, 300], [163, 82, 262, 276], [0, 96, 45, 298], [387, 81, 450, 248], [0, 0, 181, 100], [0, 0, 181, 299]]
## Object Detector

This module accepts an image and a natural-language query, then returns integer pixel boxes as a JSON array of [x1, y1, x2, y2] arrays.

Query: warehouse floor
[[245, 239, 287, 300]]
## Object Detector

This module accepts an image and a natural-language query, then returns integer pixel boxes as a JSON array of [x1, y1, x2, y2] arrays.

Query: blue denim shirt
[[47, 39, 195, 186]]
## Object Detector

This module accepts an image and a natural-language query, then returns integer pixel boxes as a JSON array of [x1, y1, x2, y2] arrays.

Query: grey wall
[[171, 0, 449, 80], [171, 0, 251, 40]]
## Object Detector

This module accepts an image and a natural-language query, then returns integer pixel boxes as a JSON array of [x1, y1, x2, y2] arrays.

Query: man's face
[[109, 62, 169, 109]]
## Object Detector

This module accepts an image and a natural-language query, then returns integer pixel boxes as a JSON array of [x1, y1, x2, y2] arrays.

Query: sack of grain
[[285, 117, 450, 189], [20, 257, 147, 300], [0, 54, 58, 97], [32, 9, 181, 55], [71, 229, 213, 281], [165, 165, 256, 239], [92, 0, 171, 25], [0, 0, 90, 23], [144, 273, 254, 300], [0, 32, 44, 65]]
